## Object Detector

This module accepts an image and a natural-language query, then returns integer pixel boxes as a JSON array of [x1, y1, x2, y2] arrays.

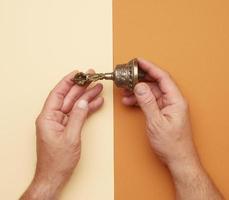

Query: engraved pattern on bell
[[113, 64, 134, 90]]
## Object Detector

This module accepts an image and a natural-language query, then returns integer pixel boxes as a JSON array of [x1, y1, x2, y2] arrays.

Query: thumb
[[134, 83, 160, 119], [66, 99, 89, 142]]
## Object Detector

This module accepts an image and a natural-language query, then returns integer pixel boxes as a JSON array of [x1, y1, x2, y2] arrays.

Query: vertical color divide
[[0, 0, 229, 199]]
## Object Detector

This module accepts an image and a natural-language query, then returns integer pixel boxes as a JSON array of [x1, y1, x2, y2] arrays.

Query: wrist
[[20, 173, 66, 200], [167, 151, 203, 185], [167, 149, 224, 199]]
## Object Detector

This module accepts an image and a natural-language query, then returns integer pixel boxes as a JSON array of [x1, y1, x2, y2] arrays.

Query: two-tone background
[[0, 0, 229, 199]]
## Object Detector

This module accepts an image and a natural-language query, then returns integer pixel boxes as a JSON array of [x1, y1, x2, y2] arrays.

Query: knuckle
[[55, 92, 65, 101], [50, 89, 65, 101], [142, 95, 155, 106]]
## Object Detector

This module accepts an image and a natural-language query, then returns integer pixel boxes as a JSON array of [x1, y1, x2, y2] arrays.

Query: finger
[[123, 89, 134, 97], [65, 84, 103, 142], [123, 82, 161, 99], [61, 69, 95, 113], [134, 82, 160, 120], [66, 99, 89, 142], [43, 71, 77, 112], [123, 84, 165, 109], [88, 96, 104, 114], [122, 95, 137, 106], [148, 82, 162, 100], [66, 83, 103, 116], [41, 111, 67, 124], [137, 58, 183, 104], [77, 83, 103, 103], [142, 74, 153, 81]]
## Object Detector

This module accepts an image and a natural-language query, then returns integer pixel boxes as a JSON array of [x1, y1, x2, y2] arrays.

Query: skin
[[20, 69, 104, 200], [122, 58, 224, 200], [20, 59, 224, 200]]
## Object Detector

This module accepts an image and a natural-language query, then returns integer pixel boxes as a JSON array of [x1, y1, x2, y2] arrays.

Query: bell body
[[113, 59, 145, 90], [113, 59, 137, 90]]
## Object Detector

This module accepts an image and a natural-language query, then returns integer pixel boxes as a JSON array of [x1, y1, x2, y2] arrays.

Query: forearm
[[168, 155, 224, 200]]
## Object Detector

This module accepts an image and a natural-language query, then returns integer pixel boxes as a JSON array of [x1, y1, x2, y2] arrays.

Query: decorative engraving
[[74, 73, 106, 86]]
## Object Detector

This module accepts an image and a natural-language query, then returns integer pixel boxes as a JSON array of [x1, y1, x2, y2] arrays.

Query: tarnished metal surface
[[73, 58, 145, 90]]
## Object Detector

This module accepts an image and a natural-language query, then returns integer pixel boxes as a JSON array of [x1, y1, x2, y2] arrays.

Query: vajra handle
[[73, 72, 114, 86]]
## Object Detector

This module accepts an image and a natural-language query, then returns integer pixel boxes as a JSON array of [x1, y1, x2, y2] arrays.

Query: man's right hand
[[122, 58, 224, 200], [123, 58, 196, 166]]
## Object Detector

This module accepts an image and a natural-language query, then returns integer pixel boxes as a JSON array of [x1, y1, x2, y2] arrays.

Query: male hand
[[21, 70, 104, 200], [122, 58, 195, 165], [122, 58, 224, 200]]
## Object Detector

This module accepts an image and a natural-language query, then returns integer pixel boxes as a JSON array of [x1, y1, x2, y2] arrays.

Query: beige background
[[0, 0, 113, 199]]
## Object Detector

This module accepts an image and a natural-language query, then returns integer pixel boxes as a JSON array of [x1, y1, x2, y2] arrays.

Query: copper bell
[[73, 58, 145, 91]]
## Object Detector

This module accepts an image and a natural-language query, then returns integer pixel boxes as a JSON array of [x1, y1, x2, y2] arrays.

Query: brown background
[[114, 0, 229, 199]]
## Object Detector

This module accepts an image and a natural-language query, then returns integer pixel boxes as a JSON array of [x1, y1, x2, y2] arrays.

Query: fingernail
[[135, 84, 148, 95], [77, 99, 88, 110]]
